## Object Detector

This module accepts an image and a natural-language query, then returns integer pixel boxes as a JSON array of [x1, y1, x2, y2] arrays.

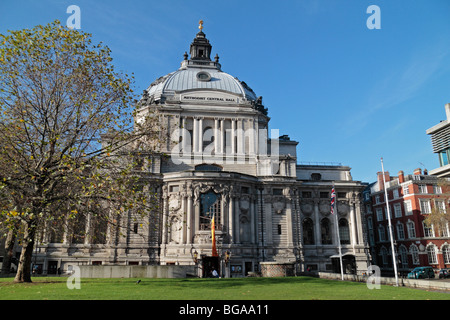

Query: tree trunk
[[1, 228, 16, 274], [14, 221, 36, 283]]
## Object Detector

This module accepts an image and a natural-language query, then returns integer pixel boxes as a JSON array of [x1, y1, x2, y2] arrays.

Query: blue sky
[[1, 0, 450, 183]]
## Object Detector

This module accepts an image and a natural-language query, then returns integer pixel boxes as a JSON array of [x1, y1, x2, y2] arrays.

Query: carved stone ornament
[[319, 200, 331, 216], [193, 182, 230, 206], [337, 201, 349, 216], [239, 195, 251, 215], [273, 197, 286, 214], [300, 201, 313, 216], [168, 195, 181, 212]]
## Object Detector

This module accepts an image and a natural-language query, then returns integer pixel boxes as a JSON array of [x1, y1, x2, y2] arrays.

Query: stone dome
[[142, 28, 258, 104]]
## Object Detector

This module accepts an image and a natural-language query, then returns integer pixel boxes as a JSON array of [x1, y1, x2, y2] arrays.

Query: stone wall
[[317, 272, 450, 291], [79, 265, 197, 278], [260, 262, 295, 277]]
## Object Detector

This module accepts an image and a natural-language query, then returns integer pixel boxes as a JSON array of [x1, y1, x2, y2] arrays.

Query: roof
[[144, 29, 258, 103], [146, 67, 257, 102]]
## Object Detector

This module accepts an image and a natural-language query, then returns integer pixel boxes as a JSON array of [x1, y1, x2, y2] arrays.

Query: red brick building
[[365, 169, 450, 276]]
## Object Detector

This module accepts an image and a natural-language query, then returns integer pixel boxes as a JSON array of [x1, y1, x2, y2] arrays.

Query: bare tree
[[0, 21, 161, 282]]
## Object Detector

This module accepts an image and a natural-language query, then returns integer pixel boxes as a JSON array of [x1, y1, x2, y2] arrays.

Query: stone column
[[181, 116, 186, 152], [193, 117, 198, 153], [250, 197, 256, 244], [220, 118, 225, 155], [214, 118, 219, 155], [237, 119, 244, 155], [286, 199, 294, 247], [198, 117, 203, 153], [228, 195, 234, 244], [313, 199, 321, 245], [186, 191, 193, 244], [161, 186, 169, 244], [231, 118, 236, 155]]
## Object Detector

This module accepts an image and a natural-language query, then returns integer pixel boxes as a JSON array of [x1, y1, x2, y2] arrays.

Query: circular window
[[196, 71, 211, 82]]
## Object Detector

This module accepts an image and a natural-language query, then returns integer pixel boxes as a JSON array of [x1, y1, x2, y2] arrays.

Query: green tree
[[0, 21, 161, 282]]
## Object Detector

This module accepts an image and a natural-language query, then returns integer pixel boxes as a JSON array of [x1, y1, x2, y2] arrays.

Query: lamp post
[[193, 250, 198, 265], [222, 249, 231, 278]]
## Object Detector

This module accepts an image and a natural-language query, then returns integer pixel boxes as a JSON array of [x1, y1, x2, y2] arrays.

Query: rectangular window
[[439, 150, 449, 166], [419, 184, 427, 194], [393, 189, 399, 199], [435, 200, 446, 213], [302, 191, 312, 198], [273, 188, 283, 195], [376, 208, 383, 221], [394, 203, 402, 218], [423, 222, 434, 237], [433, 185, 442, 194], [320, 192, 329, 199], [420, 199, 431, 214], [404, 200, 413, 216], [407, 222, 416, 238], [397, 223, 405, 240], [403, 185, 410, 195], [277, 224, 282, 235], [375, 195, 380, 204]]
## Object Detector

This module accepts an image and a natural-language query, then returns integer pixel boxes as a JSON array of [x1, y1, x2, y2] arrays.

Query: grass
[[0, 276, 449, 300]]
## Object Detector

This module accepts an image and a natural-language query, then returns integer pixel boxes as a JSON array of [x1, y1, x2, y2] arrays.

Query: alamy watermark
[[66, 265, 81, 289], [366, 265, 381, 290], [66, 5, 81, 30], [367, 5, 381, 30]]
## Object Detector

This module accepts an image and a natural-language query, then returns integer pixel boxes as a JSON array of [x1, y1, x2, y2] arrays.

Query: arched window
[[321, 218, 332, 244], [339, 219, 350, 245], [380, 247, 388, 266], [410, 245, 420, 265], [71, 213, 86, 244], [200, 191, 221, 230], [303, 218, 314, 245], [427, 244, 438, 265], [399, 245, 408, 269], [442, 244, 450, 264]]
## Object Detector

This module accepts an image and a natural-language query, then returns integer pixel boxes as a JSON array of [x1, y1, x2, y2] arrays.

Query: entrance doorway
[[47, 261, 58, 275], [331, 254, 356, 274], [202, 256, 220, 278]]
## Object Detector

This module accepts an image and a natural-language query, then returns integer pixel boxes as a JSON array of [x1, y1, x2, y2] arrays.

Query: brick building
[[365, 169, 450, 276]]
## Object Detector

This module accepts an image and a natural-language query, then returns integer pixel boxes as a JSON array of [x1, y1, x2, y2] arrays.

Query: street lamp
[[224, 250, 231, 265], [193, 250, 198, 265]]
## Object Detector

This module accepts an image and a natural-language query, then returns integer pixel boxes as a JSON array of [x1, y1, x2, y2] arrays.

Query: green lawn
[[0, 276, 449, 300]]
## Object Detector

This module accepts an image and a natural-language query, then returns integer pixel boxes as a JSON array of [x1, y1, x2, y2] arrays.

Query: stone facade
[[13, 25, 370, 277]]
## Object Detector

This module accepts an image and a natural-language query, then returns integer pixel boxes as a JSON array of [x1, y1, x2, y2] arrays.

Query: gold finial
[[198, 20, 204, 31]]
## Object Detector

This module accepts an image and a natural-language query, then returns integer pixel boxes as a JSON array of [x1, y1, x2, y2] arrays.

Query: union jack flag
[[330, 187, 336, 215]]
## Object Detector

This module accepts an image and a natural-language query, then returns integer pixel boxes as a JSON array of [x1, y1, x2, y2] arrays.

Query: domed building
[[27, 23, 369, 278]]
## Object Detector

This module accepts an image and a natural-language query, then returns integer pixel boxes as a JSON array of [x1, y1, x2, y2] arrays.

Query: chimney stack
[[413, 168, 422, 175], [377, 171, 390, 190], [398, 171, 405, 183]]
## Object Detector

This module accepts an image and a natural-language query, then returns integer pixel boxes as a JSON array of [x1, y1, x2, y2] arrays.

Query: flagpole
[[380, 157, 399, 287], [332, 183, 344, 281]]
